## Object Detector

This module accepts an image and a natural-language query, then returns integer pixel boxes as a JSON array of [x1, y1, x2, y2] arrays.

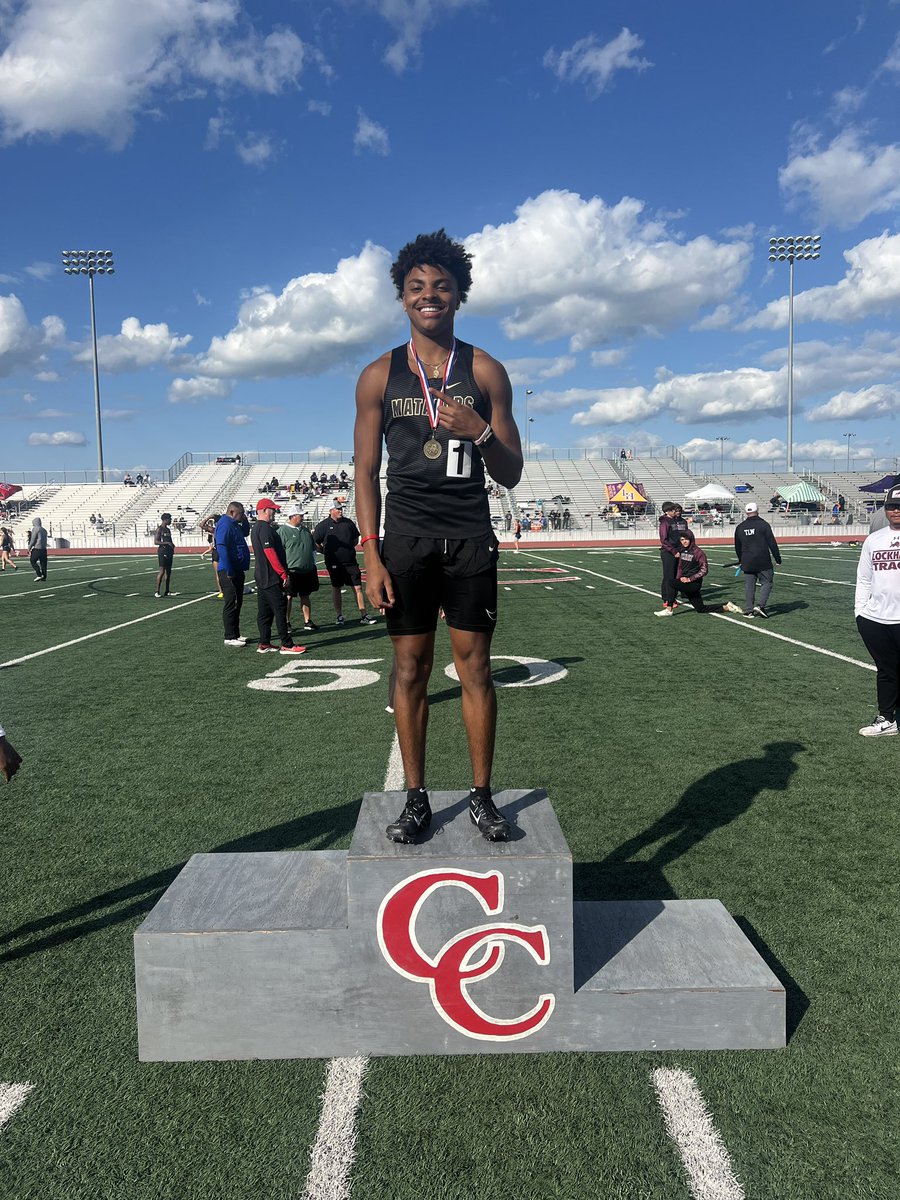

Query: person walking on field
[[279, 506, 320, 632], [353, 228, 523, 845], [1, 527, 18, 571], [313, 504, 376, 626], [250, 498, 305, 655], [655, 501, 689, 615], [734, 501, 782, 617], [855, 484, 900, 736], [27, 517, 47, 582], [154, 513, 176, 598]]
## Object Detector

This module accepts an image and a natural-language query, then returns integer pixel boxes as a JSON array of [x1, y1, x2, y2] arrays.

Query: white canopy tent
[[684, 483, 736, 501]]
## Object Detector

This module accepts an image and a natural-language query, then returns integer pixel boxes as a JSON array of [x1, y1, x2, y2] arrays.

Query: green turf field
[[1, 545, 896, 1200]]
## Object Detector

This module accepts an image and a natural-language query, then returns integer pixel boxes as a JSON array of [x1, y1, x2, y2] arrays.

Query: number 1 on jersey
[[446, 439, 472, 479]]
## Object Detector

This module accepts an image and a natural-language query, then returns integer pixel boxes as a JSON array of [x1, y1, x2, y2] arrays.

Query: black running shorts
[[287, 569, 320, 596], [381, 533, 499, 635], [325, 560, 362, 588], [157, 546, 174, 566]]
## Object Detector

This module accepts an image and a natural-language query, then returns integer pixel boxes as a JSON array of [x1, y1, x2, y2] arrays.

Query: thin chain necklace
[[410, 346, 451, 379]]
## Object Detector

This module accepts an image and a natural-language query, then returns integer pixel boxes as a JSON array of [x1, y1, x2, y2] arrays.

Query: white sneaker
[[224, 638, 247, 648], [859, 715, 898, 737], [724, 601, 743, 614], [654, 607, 674, 617]]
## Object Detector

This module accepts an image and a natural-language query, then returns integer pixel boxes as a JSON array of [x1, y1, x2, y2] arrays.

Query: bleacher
[[4, 449, 884, 549]]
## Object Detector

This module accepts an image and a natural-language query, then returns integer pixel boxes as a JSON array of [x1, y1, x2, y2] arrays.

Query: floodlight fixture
[[767, 232, 822, 471], [61, 248, 117, 483]]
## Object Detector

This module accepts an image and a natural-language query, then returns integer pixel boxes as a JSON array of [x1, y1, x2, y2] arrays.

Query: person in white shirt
[[855, 484, 900, 736]]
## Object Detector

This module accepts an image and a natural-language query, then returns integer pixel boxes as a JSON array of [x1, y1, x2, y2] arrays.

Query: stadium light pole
[[62, 249, 115, 483], [524, 389, 534, 458], [716, 435, 729, 474], [768, 234, 820, 473], [844, 431, 856, 472]]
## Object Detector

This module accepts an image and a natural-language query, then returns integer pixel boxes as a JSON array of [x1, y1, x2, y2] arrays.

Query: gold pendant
[[432, 365, 441, 379]]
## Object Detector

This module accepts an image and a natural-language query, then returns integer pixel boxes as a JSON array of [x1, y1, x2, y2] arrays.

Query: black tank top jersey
[[382, 340, 491, 539]]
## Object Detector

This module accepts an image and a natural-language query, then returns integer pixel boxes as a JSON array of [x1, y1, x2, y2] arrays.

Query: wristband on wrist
[[360, 534, 379, 547], [474, 423, 495, 447]]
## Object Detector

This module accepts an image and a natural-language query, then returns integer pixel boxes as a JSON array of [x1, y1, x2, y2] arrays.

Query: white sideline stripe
[[524, 553, 875, 672], [0, 594, 215, 670], [301, 1056, 370, 1200], [652, 1068, 745, 1200], [0, 1082, 34, 1128], [302, 741, 401, 1198]]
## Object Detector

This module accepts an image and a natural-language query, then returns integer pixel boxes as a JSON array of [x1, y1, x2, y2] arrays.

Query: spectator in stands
[[123, 472, 134, 486], [216, 502, 251, 646], [279, 506, 320, 632], [27, 517, 47, 581], [251, 498, 304, 654], [313, 504, 376, 626], [1, 527, 18, 571], [270, 476, 279, 490], [153, 513, 176, 598], [135, 474, 144, 487], [310, 471, 318, 484], [513, 517, 522, 550]]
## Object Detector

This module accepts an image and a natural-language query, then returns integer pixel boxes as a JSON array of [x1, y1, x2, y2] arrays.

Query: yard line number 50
[[247, 655, 568, 694]]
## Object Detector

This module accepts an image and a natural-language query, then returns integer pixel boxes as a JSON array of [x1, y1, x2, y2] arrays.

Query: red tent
[[0, 482, 22, 501]]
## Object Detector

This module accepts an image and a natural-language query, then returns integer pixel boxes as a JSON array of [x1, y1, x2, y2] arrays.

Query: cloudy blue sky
[[2, 0, 899, 477]]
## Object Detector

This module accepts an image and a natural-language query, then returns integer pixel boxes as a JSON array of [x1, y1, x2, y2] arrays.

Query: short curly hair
[[391, 229, 473, 304]]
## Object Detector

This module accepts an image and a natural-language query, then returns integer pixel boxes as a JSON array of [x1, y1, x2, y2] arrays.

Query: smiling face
[[402, 264, 460, 339], [885, 504, 900, 530]]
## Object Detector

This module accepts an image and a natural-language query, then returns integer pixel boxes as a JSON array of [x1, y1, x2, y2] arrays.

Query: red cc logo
[[376, 868, 555, 1041]]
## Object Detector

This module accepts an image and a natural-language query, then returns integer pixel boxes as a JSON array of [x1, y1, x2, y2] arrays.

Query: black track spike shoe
[[386, 790, 432, 843], [469, 789, 510, 841]]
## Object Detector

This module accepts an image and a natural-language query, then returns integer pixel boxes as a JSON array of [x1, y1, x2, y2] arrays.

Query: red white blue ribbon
[[409, 338, 457, 431]]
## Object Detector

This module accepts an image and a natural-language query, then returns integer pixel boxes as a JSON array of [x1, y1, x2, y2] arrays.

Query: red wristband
[[360, 534, 379, 546]]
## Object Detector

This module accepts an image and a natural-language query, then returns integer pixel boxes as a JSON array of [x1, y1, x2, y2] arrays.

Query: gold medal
[[423, 437, 442, 461]]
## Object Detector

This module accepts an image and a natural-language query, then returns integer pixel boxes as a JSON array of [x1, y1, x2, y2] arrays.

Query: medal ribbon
[[409, 338, 457, 433]]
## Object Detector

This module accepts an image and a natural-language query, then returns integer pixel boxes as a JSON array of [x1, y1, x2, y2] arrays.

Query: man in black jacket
[[734, 502, 782, 618]]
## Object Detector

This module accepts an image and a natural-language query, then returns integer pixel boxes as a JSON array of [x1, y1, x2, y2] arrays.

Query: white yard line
[[524, 553, 875, 672], [0, 594, 215, 670], [302, 731, 402, 1199], [652, 1068, 745, 1200], [0, 561, 197, 600], [0, 1082, 34, 1129]]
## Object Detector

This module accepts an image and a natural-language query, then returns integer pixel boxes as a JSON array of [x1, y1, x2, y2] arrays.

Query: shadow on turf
[[0, 799, 362, 964], [733, 915, 810, 1039], [574, 740, 806, 903]]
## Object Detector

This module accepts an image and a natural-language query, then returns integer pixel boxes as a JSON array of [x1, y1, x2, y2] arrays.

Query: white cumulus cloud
[[779, 129, 900, 228], [465, 190, 749, 352], [504, 356, 575, 387], [0, 293, 64, 376], [364, 0, 482, 73], [74, 317, 192, 373], [806, 383, 897, 421], [0, 0, 316, 147], [168, 376, 234, 404], [544, 28, 652, 95], [225, 413, 253, 425], [354, 108, 389, 156], [194, 242, 399, 379], [741, 232, 900, 330], [27, 429, 86, 446]]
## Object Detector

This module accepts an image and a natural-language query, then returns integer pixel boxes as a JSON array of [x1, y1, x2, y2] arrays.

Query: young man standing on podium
[[353, 229, 523, 844]]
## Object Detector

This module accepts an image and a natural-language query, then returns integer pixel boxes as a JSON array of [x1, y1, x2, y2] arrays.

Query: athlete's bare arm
[[433, 348, 523, 489], [353, 355, 395, 610]]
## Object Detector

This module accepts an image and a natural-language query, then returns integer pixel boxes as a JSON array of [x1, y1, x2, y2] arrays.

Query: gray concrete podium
[[134, 791, 785, 1060]]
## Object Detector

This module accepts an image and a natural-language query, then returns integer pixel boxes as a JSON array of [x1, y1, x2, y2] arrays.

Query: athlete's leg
[[448, 627, 496, 789], [353, 584, 368, 616], [391, 631, 435, 789], [332, 585, 343, 617]]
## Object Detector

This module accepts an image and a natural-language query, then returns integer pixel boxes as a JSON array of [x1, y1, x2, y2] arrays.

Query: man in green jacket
[[279, 506, 320, 632]]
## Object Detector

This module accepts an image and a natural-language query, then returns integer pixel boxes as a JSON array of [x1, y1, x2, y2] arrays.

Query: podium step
[[134, 793, 785, 1060]]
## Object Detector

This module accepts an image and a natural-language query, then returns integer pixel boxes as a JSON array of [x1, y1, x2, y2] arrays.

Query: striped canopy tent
[[777, 482, 827, 506]]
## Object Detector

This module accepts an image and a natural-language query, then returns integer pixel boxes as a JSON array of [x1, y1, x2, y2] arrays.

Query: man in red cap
[[250, 498, 305, 655]]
